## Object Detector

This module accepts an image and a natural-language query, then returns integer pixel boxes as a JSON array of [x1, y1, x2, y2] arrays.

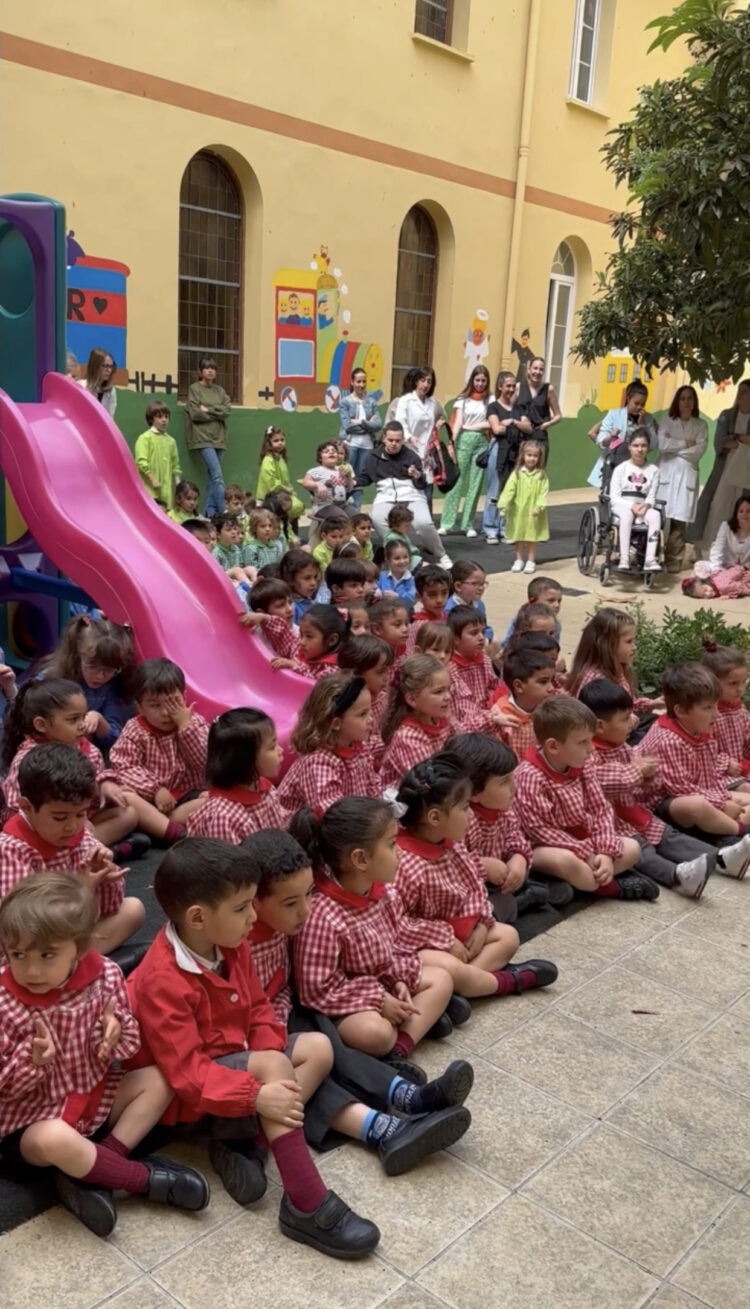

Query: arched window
[[178, 151, 242, 399], [391, 206, 438, 398], [544, 241, 576, 399]]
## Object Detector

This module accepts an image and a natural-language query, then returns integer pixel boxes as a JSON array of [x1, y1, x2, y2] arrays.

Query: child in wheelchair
[[603, 429, 663, 574]]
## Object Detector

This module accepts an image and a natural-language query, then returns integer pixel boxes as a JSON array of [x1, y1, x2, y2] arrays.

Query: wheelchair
[[577, 450, 666, 590]]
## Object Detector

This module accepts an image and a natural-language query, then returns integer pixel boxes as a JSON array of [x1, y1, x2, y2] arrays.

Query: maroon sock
[[81, 1143, 149, 1194], [493, 969, 516, 995], [100, 1132, 129, 1158], [737, 824, 747, 836], [593, 880, 621, 898], [270, 1128, 327, 1213], [493, 967, 545, 995], [391, 1031, 415, 1058], [164, 820, 186, 843]]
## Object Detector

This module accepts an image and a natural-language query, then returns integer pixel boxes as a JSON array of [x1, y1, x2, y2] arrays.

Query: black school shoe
[[111, 832, 151, 863], [616, 872, 660, 901], [141, 1155, 210, 1210], [534, 878, 575, 907], [279, 1189, 380, 1259], [446, 993, 472, 1026], [378, 1106, 471, 1176], [382, 1054, 428, 1085], [513, 882, 550, 916], [426, 1012, 454, 1039], [418, 1059, 475, 1110], [55, 1172, 117, 1237], [503, 959, 558, 992], [209, 1139, 267, 1205]]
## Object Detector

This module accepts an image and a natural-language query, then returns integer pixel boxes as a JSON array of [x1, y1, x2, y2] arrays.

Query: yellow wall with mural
[[1, 0, 691, 414]]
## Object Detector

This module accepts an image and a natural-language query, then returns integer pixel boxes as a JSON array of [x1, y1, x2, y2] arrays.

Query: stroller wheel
[[577, 506, 599, 576]]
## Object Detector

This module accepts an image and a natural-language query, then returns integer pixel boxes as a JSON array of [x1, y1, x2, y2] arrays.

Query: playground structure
[[0, 194, 308, 742]]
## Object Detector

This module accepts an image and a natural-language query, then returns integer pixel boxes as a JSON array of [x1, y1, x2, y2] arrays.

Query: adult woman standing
[[184, 356, 232, 518], [515, 357, 561, 454], [395, 366, 447, 510], [337, 367, 382, 508], [78, 348, 117, 418], [438, 364, 491, 538], [694, 380, 750, 552], [357, 421, 452, 568], [657, 386, 708, 572], [483, 370, 532, 543]]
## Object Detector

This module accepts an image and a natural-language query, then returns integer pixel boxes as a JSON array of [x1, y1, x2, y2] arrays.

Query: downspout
[[500, 0, 541, 369]]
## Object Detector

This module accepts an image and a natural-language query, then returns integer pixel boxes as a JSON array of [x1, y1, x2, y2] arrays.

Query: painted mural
[[462, 309, 490, 382], [272, 244, 384, 409], [66, 230, 130, 371]]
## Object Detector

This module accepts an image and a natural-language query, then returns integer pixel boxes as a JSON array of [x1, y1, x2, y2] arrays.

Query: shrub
[[627, 602, 750, 701]]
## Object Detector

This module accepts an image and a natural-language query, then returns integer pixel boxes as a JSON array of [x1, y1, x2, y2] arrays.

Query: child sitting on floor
[[378, 540, 416, 606], [291, 796, 457, 1053], [187, 709, 286, 841], [243, 506, 286, 571], [383, 504, 422, 571], [503, 575, 562, 646], [44, 615, 135, 752], [446, 605, 497, 714], [109, 658, 208, 843], [567, 607, 663, 720], [244, 827, 472, 1175], [368, 598, 411, 659], [225, 483, 251, 542], [380, 655, 452, 791], [280, 551, 325, 625], [274, 604, 350, 679], [351, 512, 375, 562], [0, 745, 144, 954], [702, 643, 750, 779], [513, 696, 658, 899], [277, 674, 381, 815], [325, 557, 367, 606], [212, 513, 256, 586], [414, 621, 454, 666], [338, 634, 394, 736], [181, 517, 213, 550], [580, 678, 750, 894], [488, 647, 556, 758], [0, 874, 208, 1237], [311, 511, 350, 572], [446, 560, 494, 642], [127, 838, 379, 1259], [168, 480, 201, 525], [406, 566, 451, 649]]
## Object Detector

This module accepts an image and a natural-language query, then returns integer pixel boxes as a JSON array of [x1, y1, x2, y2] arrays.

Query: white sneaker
[[510, 559, 524, 573], [523, 560, 536, 574], [617, 562, 630, 572], [674, 854, 709, 899], [485, 534, 499, 544], [644, 560, 662, 572], [438, 554, 453, 570], [717, 833, 750, 879], [437, 526, 448, 536], [466, 528, 478, 538]]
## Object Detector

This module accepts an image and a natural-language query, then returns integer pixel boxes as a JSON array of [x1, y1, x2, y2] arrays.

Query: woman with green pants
[[438, 365, 491, 537]]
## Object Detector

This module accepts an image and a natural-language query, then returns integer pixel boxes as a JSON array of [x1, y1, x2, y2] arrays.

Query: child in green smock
[[134, 402, 181, 511]]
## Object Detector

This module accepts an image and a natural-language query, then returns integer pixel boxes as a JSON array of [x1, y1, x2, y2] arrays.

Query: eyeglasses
[[81, 659, 121, 676]]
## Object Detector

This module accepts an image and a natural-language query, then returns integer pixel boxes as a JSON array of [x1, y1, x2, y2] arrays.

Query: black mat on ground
[[436, 502, 582, 573]]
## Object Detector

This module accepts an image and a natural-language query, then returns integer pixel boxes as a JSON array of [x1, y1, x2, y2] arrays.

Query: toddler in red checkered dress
[[187, 708, 287, 841], [277, 674, 382, 816], [0, 874, 209, 1238], [567, 607, 664, 724], [405, 566, 451, 653], [292, 795, 457, 1060], [702, 644, 750, 786], [369, 597, 411, 661], [445, 606, 511, 737], [270, 603, 350, 680], [0, 744, 144, 954], [338, 634, 395, 741], [110, 658, 208, 843], [394, 754, 557, 1005], [380, 655, 453, 792]]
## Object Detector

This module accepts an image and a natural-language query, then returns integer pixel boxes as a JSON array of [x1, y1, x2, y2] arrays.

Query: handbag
[[425, 427, 459, 492], [475, 448, 489, 470]]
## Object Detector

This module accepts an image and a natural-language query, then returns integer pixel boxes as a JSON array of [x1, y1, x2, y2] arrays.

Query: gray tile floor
[[5, 876, 750, 1309]]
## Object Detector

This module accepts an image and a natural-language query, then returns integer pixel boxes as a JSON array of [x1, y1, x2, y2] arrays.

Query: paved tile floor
[[5, 876, 750, 1309]]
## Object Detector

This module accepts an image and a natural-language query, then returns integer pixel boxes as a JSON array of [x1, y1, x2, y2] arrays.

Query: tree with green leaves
[[574, 0, 750, 385]]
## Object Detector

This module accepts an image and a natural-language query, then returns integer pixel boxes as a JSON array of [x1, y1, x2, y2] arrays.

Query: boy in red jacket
[[127, 837, 379, 1261]]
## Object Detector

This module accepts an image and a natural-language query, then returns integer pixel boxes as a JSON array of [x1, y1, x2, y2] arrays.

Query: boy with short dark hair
[[405, 565, 450, 652], [325, 556, 367, 604], [513, 697, 657, 899], [351, 512, 375, 562], [312, 514, 349, 571], [503, 575, 562, 646], [181, 518, 213, 550], [134, 401, 181, 511], [127, 837, 381, 1259], [212, 512, 256, 585], [445, 607, 500, 738], [369, 598, 411, 657], [489, 648, 556, 757]]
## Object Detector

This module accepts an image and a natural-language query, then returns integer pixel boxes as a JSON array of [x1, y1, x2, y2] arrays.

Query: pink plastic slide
[[0, 373, 309, 741]]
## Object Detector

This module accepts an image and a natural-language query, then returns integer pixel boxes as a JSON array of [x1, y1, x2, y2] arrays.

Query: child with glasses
[[42, 616, 135, 751]]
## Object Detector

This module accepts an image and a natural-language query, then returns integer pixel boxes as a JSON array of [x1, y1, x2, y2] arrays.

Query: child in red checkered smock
[[277, 674, 382, 817], [394, 754, 557, 1001], [245, 826, 473, 1169], [1, 679, 140, 856], [292, 796, 457, 1060], [0, 874, 209, 1237], [446, 732, 532, 895], [239, 577, 298, 660], [703, 644, 750, 781], [0, 744, 144, 955], [445, 606, 511, 737], [488, 647, 556, 759], [187, 709, 287, 842], [636, 663, 750, 839], [404, 567, 450, 654], [110, 658, 208, 844], [513, 696, 657, 899], [338, 634, 395, 742], [579, 678, 750, 897], [567, 607, 663, 719], [380, 655, 453, 792], [259, 604, 349, 681]]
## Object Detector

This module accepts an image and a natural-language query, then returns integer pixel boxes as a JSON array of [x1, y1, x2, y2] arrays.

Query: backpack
[[425, 427, 459, 492]]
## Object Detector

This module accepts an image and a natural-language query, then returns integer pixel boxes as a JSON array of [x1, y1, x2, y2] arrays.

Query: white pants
[[371, 494, 444, 561], [612, 499, 660, 563]]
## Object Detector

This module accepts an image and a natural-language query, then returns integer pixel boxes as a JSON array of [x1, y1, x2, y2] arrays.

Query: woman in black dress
[[515, 357, 561, 455]]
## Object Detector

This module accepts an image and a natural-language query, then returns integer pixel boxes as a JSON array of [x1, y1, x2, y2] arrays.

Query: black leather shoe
[[378, 1106, 471, 1176], [418, 1059, 475, 1110], [279, 1189, 380, 1259], [426, 1012, 453, 1039], [513, 882, 550, 916], [111, 832, 151, 862], [616, 872, 660, 901], [141, 1155, 210, 1210], [503, 958, 558, 992], [382, 1054, 427, 1085], [108, 941, 149, 977], [538, 878, 574, 907], [446, 993, 472, 1026], [55, 1172, 117, 1236], [209, 1140, 267, 1205]]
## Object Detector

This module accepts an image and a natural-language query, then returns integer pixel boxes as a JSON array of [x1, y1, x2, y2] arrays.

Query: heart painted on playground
[[93, 297, 108, 315]]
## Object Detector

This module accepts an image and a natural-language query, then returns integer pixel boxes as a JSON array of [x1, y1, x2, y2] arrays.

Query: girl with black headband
[[277, 674, 382, 816]]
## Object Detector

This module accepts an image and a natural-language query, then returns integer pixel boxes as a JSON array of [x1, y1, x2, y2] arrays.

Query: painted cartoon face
[[278, 297, 289, 318], [364, 343, 384, 390], [472, 329, 485, 345], [288, 293, 300, 312]]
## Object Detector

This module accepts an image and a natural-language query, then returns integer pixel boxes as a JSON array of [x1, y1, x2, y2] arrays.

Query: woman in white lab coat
[[657, 386, 708, 572]]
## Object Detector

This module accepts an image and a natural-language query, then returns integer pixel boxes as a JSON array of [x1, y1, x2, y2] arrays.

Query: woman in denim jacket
[[338, 368, 382, 507]]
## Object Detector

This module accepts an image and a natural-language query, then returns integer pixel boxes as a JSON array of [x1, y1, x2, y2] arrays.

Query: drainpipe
[[500, 0, 541, 370]]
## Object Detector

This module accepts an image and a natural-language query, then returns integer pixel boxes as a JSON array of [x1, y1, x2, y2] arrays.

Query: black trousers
[[634, 826, 718, 887]]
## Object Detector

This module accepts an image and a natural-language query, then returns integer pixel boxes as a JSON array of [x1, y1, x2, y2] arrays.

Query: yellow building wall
[[1, 0, 690, 413]]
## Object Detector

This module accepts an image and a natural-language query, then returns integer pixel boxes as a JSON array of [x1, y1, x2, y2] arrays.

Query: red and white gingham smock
[[277, 742, 381, 816], [289, 652, 340, 682], [248, 921, 293, 1025], [3, 736, 115, 818], [590, 738, 665, 844], [513, 748, 623, 860], [465, 800, 532, 865], [379, 717, 452, 792], [486, 695, 537, 759], [257, 615, 298, 661], [0, 815, 124, 917], [293, 871, 422, 1016], [109, 714, 208, 801], [572, 664, 651, 716], [187, 781, 288, 842], [394, 832, 494, 951], [713, 699, 750, 775], [0, 951, 140, 1138], [636, 716, 729, 810]]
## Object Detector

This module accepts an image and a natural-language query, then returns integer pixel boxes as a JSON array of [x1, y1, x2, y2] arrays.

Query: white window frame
[[568, 0, 600, 105], [545, 249, 576, 401]]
